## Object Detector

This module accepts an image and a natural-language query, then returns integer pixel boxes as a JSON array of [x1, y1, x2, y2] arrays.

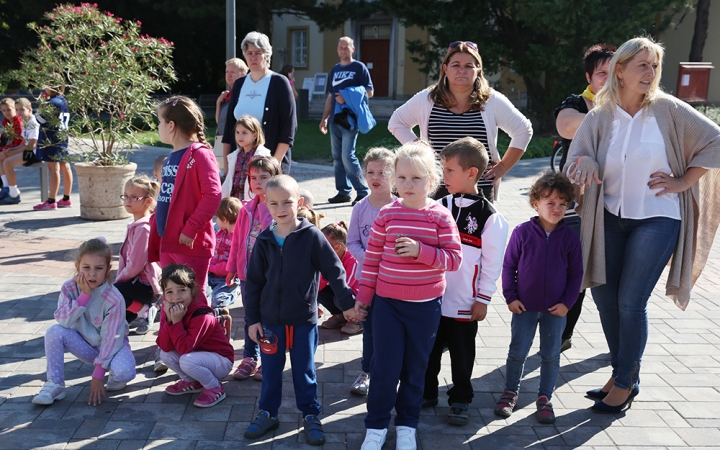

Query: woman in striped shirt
[[356, 142, 462, 450], [389, 41, 533, 201]]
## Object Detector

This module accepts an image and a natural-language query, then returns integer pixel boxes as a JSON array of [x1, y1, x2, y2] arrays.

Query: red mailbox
[[676, 62, 714, 104]]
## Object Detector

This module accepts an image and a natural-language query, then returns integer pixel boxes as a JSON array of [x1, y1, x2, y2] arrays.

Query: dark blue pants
[[365, 295, 441, 429], [259, 323, 320, 417], [240, 281, 259, 359]]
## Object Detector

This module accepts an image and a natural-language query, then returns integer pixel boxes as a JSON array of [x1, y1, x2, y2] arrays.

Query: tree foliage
[[379, 0, 689, 130], [9, 3, 177, 164]]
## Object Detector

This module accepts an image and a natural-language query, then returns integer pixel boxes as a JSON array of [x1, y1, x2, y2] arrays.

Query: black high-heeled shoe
[[591, 385, 640, 414], [586, 388, 609, 400]]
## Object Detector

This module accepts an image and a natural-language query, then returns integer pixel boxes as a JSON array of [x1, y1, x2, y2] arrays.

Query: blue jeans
[[365, 295, 441, 429], [258, 323, 320, 417], [505, 311, 566, 400], [239, 281, 260, 360], [330, 122, 368, 197], [591, 210, 680, 390], [206, 274, 239, 309]]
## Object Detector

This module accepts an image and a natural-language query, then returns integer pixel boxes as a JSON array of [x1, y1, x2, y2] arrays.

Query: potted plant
[[9, 3, 176, 220]]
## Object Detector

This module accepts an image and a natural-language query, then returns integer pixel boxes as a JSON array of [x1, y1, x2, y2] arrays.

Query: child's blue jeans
[[504, 311, 565, 400], [207, 274, 239, 309], [258, 323, 320, 417], [239, 281, 260, 360]]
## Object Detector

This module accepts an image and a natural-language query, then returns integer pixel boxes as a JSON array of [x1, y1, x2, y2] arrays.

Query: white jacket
[[388, 88, 533, 200], [221, 145, 272, 199], [438, 193, 509, 318]]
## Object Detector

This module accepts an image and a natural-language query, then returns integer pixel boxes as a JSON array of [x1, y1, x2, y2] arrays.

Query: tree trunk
[[689, 0, 711, 62]]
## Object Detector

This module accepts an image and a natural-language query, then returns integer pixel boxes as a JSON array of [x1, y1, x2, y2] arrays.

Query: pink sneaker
[[232, 357, 258, 380], [194, 385, 226, 408], [56, 199, 72, 208], [165, 379, 203, 396], [253, 365, 263, 381], [33, 201, 57, 211]]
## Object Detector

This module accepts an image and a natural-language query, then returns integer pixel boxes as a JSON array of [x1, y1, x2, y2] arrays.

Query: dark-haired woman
[[388, 41, 533, 201]]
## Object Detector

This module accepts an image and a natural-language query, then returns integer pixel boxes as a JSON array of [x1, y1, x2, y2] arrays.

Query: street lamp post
[[226, 0, 235, 61]]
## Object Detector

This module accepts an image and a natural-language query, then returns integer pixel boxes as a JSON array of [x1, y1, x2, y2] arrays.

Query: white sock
[[1, 175, 7, 186], [8, 186, 19, 197]]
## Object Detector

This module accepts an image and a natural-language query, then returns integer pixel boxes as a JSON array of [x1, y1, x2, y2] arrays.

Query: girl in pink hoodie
[[115, 175, 162, 335], [148, 96, 223, 305]]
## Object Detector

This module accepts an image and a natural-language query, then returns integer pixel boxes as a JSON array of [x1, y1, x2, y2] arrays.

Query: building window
[[289, 28, 308, 68]]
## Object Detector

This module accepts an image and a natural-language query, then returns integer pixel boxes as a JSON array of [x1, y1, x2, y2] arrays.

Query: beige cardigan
[[567, 94, 720, 310]]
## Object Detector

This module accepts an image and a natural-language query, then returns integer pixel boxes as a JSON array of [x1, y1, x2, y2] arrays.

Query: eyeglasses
[[448, 41, 478, 51], [120, 195, 148, 202]]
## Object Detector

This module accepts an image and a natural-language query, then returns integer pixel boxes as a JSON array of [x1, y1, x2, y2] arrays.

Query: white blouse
[[603, 107, 681, 220]]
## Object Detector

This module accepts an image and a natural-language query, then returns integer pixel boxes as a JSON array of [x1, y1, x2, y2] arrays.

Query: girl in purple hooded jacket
[[495, 171, 583, 425]]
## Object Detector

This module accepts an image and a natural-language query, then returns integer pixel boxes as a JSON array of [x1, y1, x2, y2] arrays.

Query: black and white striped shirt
[[427, 106, 493, 190]]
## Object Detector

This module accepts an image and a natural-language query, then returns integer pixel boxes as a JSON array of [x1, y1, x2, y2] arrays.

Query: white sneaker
[[147, 305, 158, 325], [361, 428, 387, 450], [106, 374, 126, 391], [32, 381, 66, 405], [395, 426, 416, 450], [350, 371, 370, 396]]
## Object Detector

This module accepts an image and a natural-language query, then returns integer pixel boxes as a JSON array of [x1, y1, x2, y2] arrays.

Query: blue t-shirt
[[36, 95, 70, 149], [234, 72, 273, 125], [156, 148, 188, 237], [328, 61, 373, 124], [271, 224, 285, 248]]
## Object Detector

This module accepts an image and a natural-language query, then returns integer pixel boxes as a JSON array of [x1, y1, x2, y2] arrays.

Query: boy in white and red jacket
[[423, 137, 509, 426]]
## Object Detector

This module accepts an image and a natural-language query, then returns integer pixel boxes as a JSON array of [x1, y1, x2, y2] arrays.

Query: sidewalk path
[[0, 145, 719, 449]]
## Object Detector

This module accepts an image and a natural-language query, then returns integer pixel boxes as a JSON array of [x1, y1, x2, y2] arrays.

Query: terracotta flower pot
[[74, 162, 137, 220]]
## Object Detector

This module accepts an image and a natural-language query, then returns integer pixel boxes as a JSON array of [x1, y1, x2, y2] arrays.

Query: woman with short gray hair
[[222, 31, 296, 175]]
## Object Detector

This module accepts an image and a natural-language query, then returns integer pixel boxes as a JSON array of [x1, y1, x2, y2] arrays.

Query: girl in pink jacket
[[149, 96, 223, 306], [115, 175, 162, 335]]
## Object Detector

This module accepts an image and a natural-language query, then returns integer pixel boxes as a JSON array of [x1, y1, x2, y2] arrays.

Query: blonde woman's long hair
[[595, 37, 665, 110], [430, 43, 492, 111]]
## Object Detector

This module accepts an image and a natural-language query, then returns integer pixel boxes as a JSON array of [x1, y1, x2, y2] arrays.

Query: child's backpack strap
[[191, 306, 214, 318]]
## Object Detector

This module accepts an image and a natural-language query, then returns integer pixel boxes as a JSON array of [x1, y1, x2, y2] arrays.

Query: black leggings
[[115, 280, 156, 322]]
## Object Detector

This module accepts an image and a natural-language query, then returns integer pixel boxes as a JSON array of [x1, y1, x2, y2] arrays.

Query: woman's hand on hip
[[484, 161, 508, 184], [567, 156, 601, 188], [648, 172, 689, 196]]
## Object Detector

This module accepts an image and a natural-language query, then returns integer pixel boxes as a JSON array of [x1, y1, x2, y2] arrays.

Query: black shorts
[[22, 150, 42, 167]]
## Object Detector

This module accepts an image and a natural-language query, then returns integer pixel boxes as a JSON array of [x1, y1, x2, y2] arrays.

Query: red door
[[360, 38, 390, 97]]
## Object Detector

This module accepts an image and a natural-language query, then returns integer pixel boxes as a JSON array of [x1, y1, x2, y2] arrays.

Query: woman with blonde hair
[[566, 36, 720, 413], [388, 41, 533, 201]]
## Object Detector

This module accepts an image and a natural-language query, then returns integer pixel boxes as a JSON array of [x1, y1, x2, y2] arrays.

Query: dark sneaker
[[245, 410, 279, 439], [303, 415, 326, 446], [494, 390, 518, 417], [421, 397, 438, 408], [0, 194, 20, 205], [327, 194, 351, 204], [536, 395, 556, 424], [448, 402, 470, 426], [352, 193, 368, 206], [560, 338, 572, 353]]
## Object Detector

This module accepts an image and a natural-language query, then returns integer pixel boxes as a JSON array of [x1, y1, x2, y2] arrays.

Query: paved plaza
[[1, 143, 720, 449]]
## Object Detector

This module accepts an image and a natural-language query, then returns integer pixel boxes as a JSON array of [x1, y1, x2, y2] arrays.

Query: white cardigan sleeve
[[388, 89, 433, 144], [487, 90, 533, 151]]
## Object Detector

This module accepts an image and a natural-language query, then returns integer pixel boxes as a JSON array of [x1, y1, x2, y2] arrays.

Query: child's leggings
[[160, 252, 211, 305], [44, 324, 136, 386], [160, 350, 232, 389]]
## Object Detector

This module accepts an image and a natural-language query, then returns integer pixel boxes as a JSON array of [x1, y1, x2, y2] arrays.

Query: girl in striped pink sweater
[[356, 142, 462, 450], [33, 239, 135, 407]]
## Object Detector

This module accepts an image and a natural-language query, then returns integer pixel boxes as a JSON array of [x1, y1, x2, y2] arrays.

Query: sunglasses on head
[[448, 41, 478, 51]]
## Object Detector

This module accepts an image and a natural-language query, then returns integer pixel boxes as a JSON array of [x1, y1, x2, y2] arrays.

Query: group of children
[[0, 89, 73, 209], [30, 94, 584, 450]]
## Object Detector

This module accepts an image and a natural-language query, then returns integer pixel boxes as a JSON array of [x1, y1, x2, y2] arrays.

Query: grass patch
[[130, 118, 556, 161]]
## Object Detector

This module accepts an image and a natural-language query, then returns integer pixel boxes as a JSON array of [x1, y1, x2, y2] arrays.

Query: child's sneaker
[[321, 314, 347, 329], [340, 322, 363, 335], [350, 371, 370, 396], [494, 390, 518, 417], [135, 305, 157, 335], [303, 414, 326, 445], [33, 201, 57, 211], [232, 357, 258, 380], [360, 428, 387, 450], [194, 385, 226, 407], [165, 379, 203, 395], [245, 410, 280, 439], [0, 187, 9, 199], [56, 198, 72, 208], [32, 381, 66, 405], [0, 194, 20, 205], [395, 426, 417, 450], [106, 374, 127, 391], [447, 402, 470, 426], [536, 395, 556, 424], [253, 365, 263, 381]]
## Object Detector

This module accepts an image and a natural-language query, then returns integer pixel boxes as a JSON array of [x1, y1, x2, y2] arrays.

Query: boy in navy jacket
[[243, 175, 364, 446]]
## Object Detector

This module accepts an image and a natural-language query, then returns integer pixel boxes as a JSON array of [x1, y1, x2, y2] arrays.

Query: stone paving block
[[0, 427, 75, 449], [180, 403, 232, 421], [604, 427, 686, 447], [65, 438, 121, 449], [148, 419, 227, 440], [99, 420, 156, 440], [143, 439, 197, 449], [111, 403, 187, 422], [73, 419, 111, 439], [115, 440, 146, 450]]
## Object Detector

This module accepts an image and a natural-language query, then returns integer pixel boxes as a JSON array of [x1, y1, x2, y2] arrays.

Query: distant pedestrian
[[215, 58, 248, 175], [281, 64, 299, 100]]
